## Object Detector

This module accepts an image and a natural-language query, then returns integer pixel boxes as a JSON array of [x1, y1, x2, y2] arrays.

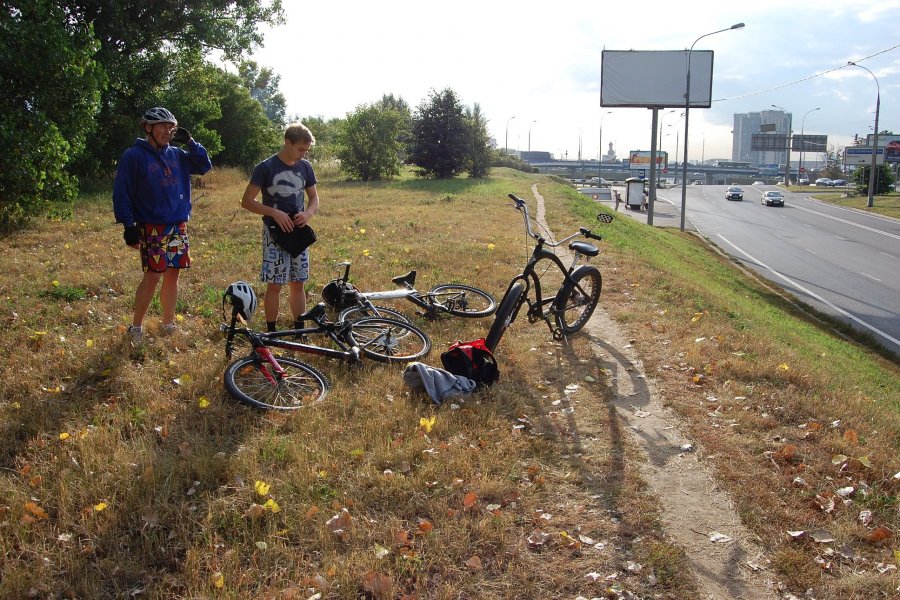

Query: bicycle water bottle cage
[[569, 241, 599, 257], [391, 270, 417, 288]]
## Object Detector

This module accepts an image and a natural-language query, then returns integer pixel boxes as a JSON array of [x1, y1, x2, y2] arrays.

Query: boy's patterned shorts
[[140, 223, 190, 273], [260, 224, 309, 284]]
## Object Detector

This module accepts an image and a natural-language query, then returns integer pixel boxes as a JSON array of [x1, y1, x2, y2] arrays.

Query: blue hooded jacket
[[113, 138, 212, 226]]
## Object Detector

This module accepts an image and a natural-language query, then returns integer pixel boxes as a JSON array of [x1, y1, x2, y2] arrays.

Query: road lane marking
[[880, 251, 897, 259], [716, 234, 900, 349], [792, 204, 900, 240], [834, 235, 848, 241], [861, 273, 882, 282]]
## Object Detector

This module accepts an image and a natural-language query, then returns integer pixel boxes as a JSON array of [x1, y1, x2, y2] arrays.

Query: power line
[[713, 42, 900, 103]]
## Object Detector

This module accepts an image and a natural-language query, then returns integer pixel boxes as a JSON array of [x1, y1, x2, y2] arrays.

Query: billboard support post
[[799, 107, 821, 181], [679, 23, 744, 232]]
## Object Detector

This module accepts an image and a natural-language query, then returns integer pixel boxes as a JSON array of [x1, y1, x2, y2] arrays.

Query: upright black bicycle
[[485, 193, 613, 351]]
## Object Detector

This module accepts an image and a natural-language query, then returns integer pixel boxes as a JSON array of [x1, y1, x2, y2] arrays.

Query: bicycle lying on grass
[[321, 261, 497, 323], [485, 193, 614, 351], [220, 282, 431, 410]]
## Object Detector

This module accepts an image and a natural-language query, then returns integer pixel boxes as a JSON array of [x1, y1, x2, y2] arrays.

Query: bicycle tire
[[224, 355, 329, 410], [339, 304, 411, 324], [485, 281, 526, 352], [428, 284, 497, 318], [349, 317, 431, 363], [554, 265, 602, 335]]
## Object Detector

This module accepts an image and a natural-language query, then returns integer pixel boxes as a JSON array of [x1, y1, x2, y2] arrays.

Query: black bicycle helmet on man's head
[[142, 107, 177, 125]]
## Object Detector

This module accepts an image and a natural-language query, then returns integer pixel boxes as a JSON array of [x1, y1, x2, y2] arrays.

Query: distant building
[[517, 150, 553, 163], [602, 141, 617, 163], [733, 110, 791, 168]]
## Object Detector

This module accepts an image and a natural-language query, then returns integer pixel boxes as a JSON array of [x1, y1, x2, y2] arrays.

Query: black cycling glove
[[123, 225, 140, 246], [171, 127, 192, 145]]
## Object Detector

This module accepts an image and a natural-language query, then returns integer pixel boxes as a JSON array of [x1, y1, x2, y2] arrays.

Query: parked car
[[691, 180, 703, 185], [761, 191, 784, 206], [752, 181, 765, 186], [831, 179, 848, 186], [814, 178, 834, 186], [725, 186, 744, 201], [588, 177, 612, 187], [798, 178, 810, 185]]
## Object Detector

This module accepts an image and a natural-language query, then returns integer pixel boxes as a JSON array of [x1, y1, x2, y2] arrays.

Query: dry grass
[[0, 168, 688, 599], [1, 166, 896, 599]]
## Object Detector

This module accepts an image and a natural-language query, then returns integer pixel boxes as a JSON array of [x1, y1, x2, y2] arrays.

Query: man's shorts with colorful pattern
[[139, 222, 190, 273]]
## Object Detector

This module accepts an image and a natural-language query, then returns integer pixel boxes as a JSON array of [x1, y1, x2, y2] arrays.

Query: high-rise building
[[733, 110, 792, 168]]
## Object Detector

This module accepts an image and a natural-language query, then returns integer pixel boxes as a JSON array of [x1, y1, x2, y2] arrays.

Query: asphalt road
[[608, 183, 900, 355]]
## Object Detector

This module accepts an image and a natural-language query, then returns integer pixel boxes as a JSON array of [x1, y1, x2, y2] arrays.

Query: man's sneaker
[[161, 323, 177, 336], [127, 325, 143, 344]]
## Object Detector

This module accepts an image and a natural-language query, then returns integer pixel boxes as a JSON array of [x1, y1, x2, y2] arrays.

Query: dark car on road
[[725, 186, 744, 201], [761, 191, 784, 207]]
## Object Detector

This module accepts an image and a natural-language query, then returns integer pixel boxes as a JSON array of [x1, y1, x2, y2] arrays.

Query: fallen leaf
[[465, 555, 482, 570], [831, 454, 848, 465], [527, 529, 549, 548], [93, 502, 108, 512], [198, 396, 210, 409], [809, 529, 836, 543], [463, 491, 477, 509], [262, 498, 281, 513], [416, 518, 433, 534], [843, 429, 859, 446], [361, 571, 392, 597], [419, 416, 435, 433], [244, 504, 265, 520], [373, 544, 390, 559], [867, 526, 893, 544], [709, 531, 733, 543], [254, 480, 271, 496], [255, 541, 268, 550], [211, 572, 224, 589]]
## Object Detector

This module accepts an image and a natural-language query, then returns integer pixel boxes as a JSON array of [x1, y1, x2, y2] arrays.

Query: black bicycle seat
[[298, 303, 328, 320], [391, 270, 417, 288], [569, 241, 599, 257]]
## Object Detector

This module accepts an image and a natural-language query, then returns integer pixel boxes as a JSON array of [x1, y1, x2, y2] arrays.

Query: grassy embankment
[[0, 167, 896, 599]]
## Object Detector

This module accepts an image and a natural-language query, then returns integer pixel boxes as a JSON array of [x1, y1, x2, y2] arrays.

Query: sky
[[242, 0, 900, 164]]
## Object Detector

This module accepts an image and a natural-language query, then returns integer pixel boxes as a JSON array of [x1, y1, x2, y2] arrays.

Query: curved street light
[[505, 116, 516, 156], [680, 22, 745, 232], [771, 104, 792, 185], [799, 107, 820, 183], [847, 61, 880, 207]]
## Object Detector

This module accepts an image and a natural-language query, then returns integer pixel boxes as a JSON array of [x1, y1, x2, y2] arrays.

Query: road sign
[[844, 147, 884, 166]]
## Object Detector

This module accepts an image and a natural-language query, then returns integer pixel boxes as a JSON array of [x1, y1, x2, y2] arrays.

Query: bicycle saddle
[[569, 241, 599, 257], [298, 303, 328, 321], [391, 270, 417, 288]]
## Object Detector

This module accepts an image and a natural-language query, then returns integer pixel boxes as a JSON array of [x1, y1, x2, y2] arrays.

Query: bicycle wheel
[[349, 317, 431, 363], [428, 284, 497, 318], [224, 355, 329, 410], [485, 281, 526, 352], [339, 304, 411, 324], [554, 266, 602, 335]]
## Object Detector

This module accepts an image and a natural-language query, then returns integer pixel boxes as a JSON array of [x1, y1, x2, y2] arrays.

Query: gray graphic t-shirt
[[250, 155, 317, 222]]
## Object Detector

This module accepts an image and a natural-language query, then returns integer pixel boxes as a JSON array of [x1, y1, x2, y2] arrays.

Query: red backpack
[[440, 338, 500, 386]]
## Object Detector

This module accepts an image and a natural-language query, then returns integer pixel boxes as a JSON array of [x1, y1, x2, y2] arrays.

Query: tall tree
[[0, 1, 104, 231], [238, 61, 287, 124], [408, 88, 469, 179], [466, 103, 492, 178], [71, 0, 284, 179], [337, 104, 406, 181]]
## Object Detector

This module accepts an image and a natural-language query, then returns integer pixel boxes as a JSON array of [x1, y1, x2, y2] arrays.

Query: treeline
[[0, 1, 531, 233]]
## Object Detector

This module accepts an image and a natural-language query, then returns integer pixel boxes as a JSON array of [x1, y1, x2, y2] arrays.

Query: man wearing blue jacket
[[113, 107, 212, 344]]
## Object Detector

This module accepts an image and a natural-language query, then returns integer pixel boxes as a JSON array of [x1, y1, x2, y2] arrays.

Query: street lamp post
[[599, 110, 611, 181], [799, 107, 820, 183], [847, 61, 880, 207], [528, 120, 537, 152], [505, 116, 516, 156], [680, 23, 745, 232], [771, 104, 792, 186]]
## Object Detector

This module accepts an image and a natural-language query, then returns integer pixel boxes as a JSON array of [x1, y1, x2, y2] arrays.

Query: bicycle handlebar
[[507, 193, 589, 247]]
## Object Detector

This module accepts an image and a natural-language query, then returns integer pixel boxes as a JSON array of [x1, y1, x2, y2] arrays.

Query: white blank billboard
[[601, 50, 714, 108]]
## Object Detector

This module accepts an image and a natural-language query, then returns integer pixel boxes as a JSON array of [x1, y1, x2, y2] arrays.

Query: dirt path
[[532, 184, 778, 600]]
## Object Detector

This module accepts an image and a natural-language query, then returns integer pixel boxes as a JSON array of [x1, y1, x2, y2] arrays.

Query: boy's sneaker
[[161, 323, 177, 336], [127, 325, 143, 344]]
